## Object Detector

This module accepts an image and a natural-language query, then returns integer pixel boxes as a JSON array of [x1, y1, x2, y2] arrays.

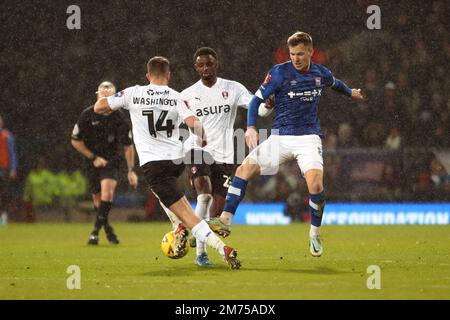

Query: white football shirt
[[108, 84, 194, 165], [181, 78, 252, 164]]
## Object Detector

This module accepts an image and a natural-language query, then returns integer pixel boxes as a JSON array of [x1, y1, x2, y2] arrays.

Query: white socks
[[310, 225, 320, 237], [195, 194, 213, 256], [192, 220, 225, 256]]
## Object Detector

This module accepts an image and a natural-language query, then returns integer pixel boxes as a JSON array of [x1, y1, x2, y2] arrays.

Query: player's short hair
[[147, 56, 170, 76], [287, 31, 313, 47], [97, 81, 116, 90], [193, 47, 218, 64]]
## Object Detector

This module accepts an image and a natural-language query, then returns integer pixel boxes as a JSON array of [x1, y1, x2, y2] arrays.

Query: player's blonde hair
[[287, 31, 313, 47]]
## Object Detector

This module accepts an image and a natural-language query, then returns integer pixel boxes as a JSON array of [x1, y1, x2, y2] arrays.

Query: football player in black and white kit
[[181, 47, 273, 266], [72, 81, 138, 245], [94, 56, 241, 269]]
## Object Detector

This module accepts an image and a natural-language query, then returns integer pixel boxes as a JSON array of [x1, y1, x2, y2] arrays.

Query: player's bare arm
[[124, 144, 138, 189]]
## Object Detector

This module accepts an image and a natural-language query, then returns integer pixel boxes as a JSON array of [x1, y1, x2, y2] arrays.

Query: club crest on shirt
[[315, 77, 321, 86], [222, 91, 229, 99], [183, 100, 192, 110]]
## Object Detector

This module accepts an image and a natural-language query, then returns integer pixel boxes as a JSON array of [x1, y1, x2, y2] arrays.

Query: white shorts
[[248, 134, 323, 176]]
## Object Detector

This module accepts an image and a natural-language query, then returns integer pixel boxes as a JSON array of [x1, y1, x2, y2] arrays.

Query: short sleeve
[[234, 82, 253, 109], [71, 110, 88, 140], [255, 66, 284, 100], [321, 66, 335, 87], [107, 86, 136, 110]]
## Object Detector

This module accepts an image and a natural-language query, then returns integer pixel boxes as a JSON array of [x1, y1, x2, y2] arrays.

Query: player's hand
[[264, 95, 275, 109], [351, 89, 364, 102], [245, 126, 259, 149], [128, 170, 138, 189], [93, 156, 108, 168]]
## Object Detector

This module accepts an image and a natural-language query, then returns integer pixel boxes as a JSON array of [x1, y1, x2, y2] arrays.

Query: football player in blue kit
[[209, 31, 364, 257]]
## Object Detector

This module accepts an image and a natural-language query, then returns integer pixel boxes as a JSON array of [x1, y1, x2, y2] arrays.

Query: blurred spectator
[[381, 164, 402, 198], [430, 157, 450, 189], [385, 126, 402, 150], [322, 127, 337, 152], [336, 123, 358, 148], [363, 122, 385, 147], [0, 115, 18, 224], [432, 122, 449, 148], [261, 174, 293, 202]]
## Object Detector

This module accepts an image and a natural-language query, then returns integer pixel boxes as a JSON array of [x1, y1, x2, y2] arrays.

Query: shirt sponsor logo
[[147, 89, 170, 96], [287, 89, 322, 101], [195, 105, 231, 117]]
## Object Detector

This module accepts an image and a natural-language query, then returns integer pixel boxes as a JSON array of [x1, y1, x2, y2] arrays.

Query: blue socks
[[223, 176, 248, 215], [309, 191, 325, 227]]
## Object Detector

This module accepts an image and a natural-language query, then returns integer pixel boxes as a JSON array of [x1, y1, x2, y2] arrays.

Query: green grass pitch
[[1, 222, 449, 299]]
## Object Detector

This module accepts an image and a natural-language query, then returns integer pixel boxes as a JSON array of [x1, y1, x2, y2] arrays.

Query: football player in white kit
[[94, 56, 241, 269], [181, 47, 273, 266]]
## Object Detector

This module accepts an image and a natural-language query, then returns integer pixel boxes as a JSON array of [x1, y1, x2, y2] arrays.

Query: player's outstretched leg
[[159, 200, 190, 258], [168, 196, 241, 269], [159, 200, 184, 231], [192, 220, 240, 269], [309, 191, 325, 257], [208, 176, 248, 237], [194, 194, 213, 266]]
